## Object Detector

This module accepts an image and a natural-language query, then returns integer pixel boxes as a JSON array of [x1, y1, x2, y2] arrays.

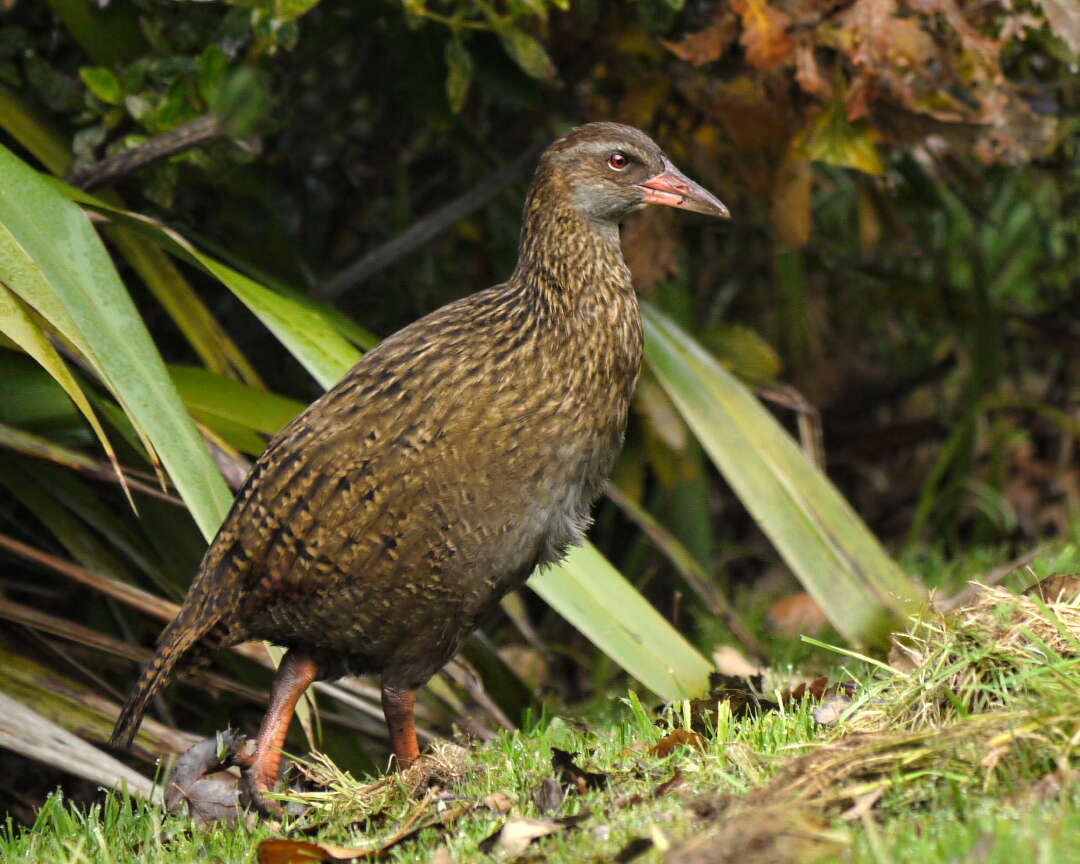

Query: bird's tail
[[109, 604, 220, 750]]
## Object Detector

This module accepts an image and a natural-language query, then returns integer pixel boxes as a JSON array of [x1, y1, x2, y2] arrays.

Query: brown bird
[[109, 122, 728, 811]]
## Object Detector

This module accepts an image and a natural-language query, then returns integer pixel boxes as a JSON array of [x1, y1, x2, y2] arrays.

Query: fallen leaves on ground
[[649, 730, 706, 758], [163, 729, 247, 826], [482, 791, 516, 813], [479, 816, 564, 856], [257, 791, 473, 863]]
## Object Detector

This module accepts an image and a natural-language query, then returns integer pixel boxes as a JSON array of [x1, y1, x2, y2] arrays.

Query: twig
[[755, 384, 825, 470], [67, 115, 221, 190], [0, 533, 440, 740], [0, 421, 184, 505], [444, 657, 516, 732], [316, 142, 543, 300]]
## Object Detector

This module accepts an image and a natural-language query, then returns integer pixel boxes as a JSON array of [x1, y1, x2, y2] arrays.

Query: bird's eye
[[608, 152, 630, 170]]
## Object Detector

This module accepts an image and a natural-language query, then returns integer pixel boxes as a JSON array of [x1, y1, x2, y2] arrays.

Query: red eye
[[608, 152, 630, 170]]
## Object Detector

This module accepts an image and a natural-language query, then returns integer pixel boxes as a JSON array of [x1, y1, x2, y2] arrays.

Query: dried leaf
[[811, 693, 853, 725], [533, 776, 565, 813], [712, 645, 763, 678], [661, 10, 738, 67], [794, 41, 830, 98], [258, 798, 472, 863], [733, 0, 794, 71], [480, 817, 563, 856], [1022, 573, 1080, 602], [767, 591, 828, 635], [649, 729, 705, 758], [552, 748, 608, 793], [258, 839, 366, 863], [483, 791, 517, 812]]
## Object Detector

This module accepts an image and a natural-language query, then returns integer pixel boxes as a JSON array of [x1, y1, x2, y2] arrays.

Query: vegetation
[[1, 552, 1077, 862], [0, 0, 1077, 856]]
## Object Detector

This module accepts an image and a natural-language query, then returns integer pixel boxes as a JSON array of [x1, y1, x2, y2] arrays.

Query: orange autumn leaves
[[659, 0, 1062, 248], [734, 0, 795, 71]]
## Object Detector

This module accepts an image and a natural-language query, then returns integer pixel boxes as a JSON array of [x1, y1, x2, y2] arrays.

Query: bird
[[109, 121, 729, 812]]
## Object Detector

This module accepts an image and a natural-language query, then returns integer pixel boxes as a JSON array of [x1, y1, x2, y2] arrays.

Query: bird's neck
[[510, 191, 634, 315]]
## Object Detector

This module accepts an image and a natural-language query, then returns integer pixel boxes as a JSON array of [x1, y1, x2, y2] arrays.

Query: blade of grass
[[63, 190, 361, 389], [528, 543, 713, 701], [0, 280, 133, 506], [643, 303, 925, 647], [0, 145, 233, 540]]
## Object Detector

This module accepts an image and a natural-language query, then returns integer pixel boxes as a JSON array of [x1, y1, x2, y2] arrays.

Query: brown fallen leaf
[[483, 791, 516, 813], [612, 792, 645, 809], [258, 798, 473, 863], [689, 675, 777, 731], [783, 675, 830, 702], [552, 748, 607, 793], [712, 645, 763, 678], [532, 776, 564, 813], [1023, 573, 1080, 602], [258, 839, 365, 863], [649, 730, 706, 758], [479, 817, 563, 856], [811, 693, 853, 726]]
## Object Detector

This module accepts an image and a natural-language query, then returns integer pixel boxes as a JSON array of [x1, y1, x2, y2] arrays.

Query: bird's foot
[[164, 730, 248, 826], [231, 738, 288, 816]]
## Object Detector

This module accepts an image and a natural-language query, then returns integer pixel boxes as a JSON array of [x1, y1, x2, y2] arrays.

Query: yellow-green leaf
[[804, 98, 884, 176]]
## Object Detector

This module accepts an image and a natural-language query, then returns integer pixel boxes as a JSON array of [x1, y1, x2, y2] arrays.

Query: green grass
[[2, 550, 1078, 863]]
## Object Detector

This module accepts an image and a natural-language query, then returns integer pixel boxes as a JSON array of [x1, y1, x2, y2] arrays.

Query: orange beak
[[636, 162, 730, 219]]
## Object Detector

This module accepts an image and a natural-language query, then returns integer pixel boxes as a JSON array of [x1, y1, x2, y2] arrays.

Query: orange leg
[[235, 649, 319, 812], [380, 685, 420, 768]]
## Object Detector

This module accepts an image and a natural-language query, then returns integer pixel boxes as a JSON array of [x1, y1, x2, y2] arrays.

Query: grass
[[1, 567, 1078, 863]]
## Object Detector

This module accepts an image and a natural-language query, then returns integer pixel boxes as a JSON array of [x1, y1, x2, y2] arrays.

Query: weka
[[110, 122, 728, 811]]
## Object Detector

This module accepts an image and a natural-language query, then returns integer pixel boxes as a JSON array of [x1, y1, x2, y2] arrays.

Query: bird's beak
[[635, 162, 730, 219]]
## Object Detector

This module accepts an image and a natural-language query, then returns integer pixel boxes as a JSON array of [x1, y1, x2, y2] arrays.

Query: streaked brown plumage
[[110, 122, 728, 811]]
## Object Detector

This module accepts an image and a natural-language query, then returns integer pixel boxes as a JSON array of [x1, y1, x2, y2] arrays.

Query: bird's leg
[[380, 685, 420, 768], [234, 648, 319, 813]]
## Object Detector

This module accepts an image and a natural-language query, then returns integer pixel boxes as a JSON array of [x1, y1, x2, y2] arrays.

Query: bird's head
[[536, 122, 730, 225]]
